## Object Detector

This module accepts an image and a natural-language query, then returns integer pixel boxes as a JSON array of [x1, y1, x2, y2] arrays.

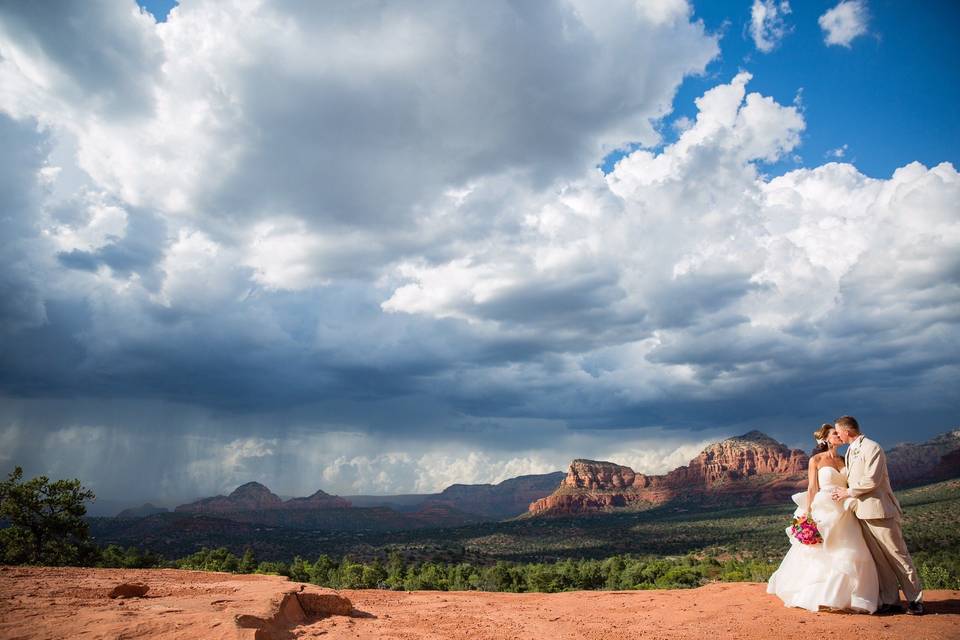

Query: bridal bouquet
[[790, 514, 823, 545]]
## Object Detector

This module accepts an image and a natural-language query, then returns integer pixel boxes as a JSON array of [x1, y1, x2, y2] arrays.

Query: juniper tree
[[0, 466, 96, 565]]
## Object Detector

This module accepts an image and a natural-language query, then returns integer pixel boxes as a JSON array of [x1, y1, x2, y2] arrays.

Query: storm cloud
[[0, 1, 956, 511]]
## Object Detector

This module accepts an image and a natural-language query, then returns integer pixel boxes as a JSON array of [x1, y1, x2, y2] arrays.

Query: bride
[[767, 424, 879, 613]]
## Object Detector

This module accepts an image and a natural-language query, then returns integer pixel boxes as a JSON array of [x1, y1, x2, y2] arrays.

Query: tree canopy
[[0, 466, 97, 565]]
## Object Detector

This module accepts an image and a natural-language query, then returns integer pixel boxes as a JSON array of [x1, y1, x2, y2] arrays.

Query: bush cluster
[[170, 548, 780, 591]]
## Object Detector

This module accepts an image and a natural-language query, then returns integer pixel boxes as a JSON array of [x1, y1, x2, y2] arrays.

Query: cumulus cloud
[[749, 0, 792, 53], [826, 144, 849, 159], [384, 72, 958, 425], [183, 436, 279, 495], [818, 0, 869, 48]]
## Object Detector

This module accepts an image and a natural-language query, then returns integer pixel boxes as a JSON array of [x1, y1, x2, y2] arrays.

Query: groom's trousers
[[859, 517, 923, 604]]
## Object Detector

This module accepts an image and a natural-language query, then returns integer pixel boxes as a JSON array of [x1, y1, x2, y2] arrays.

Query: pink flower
[[790, 515, 823, 545]]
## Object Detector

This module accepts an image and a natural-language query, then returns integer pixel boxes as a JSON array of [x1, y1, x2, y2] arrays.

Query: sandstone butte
[[529, 431, 810, 515], [1, 566, 958, 640]]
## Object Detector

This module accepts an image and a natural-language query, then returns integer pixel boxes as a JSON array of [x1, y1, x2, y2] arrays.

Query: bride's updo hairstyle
[[812, 423, 833, 455]]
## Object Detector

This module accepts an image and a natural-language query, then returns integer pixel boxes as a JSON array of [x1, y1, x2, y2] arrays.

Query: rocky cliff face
[[682, 431, 808, 483], [931, 447, 960, 481], [887, 430, 960, 487], [528, 431, 809, 515]]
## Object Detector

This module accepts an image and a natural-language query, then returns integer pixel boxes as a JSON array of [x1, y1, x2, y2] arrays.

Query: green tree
[[221, 553, 240, 573], [97, 544, 127, 568], [238, 548, 257, 574], [362, 558, 388, 588], [97, 545, 162, 569], [525, 563, 553, 592], [485, 561, 521, 592], [385, 550, 406, 590], [339, 560, 365, 588], [310, 554, 336, 586], [0, 466, 96, 565], [289, 556, 311, 582]]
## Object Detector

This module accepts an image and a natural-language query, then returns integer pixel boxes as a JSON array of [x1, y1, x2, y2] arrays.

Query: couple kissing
[[767, 415, 923, 615]]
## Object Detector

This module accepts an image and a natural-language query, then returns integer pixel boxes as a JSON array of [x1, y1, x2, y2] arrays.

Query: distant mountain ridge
[[174, 482, 352, 514], [116, 503, 169, 519], [342, 473, 566, 519], [156, 473, 567, 529], [419, 472, 567, 519]]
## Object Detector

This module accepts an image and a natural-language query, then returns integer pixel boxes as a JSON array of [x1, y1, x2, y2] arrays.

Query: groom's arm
[[847, 444, 882, 498]]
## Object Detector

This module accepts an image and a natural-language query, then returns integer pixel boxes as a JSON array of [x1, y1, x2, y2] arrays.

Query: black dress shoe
[[907, 601, 924, 616], [877, 603, 904, 614]]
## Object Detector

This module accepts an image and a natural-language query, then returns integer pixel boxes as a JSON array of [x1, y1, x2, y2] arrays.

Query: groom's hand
[[831, 487, 849, 501]]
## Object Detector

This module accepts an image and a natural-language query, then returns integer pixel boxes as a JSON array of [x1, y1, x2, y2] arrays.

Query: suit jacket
[[844, 435, 902, 520]]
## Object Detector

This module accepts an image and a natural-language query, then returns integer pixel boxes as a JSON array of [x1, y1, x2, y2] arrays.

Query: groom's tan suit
[[844, 434, 923, 605]]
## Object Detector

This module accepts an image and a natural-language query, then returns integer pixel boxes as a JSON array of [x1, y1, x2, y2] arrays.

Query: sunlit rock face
[[529, 431, 809, 515]]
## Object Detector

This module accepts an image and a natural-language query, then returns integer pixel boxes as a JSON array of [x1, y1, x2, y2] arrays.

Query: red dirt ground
[[0, 566, 957, 639]]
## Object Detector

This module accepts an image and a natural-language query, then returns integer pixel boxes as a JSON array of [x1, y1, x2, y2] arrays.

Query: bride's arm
[[804, 456, 818, 515]]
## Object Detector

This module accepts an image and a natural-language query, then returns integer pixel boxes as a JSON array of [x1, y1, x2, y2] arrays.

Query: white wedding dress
[[767, 466, 879, 613]]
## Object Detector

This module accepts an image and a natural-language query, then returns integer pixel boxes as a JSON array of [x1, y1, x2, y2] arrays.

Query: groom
[[831, 415, 924, 615]]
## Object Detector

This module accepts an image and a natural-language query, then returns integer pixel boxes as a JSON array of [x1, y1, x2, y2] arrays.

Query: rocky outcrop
[[529, 431, 809, 516], [176, 482, 283, 514], [175, 482, 351, 514], [932, 447, 960, 481], [282, 489, 352, 510], [887, 430, 960, 487], [235, 585, 355, 639], [108, 583, 149, 599], [683, 431, 808, 482]]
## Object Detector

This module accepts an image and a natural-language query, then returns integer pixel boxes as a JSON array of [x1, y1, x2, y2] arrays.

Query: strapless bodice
[[818, 466, 846, 490]]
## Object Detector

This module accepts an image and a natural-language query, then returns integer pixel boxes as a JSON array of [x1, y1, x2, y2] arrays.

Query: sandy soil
[[0, 566, 957, 640]]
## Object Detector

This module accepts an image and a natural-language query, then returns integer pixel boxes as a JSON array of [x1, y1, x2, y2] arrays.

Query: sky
[[0, 0, 957, 514]]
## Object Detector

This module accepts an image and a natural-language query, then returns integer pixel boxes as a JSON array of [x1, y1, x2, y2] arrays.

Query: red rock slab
[[0, 566, 353, 640], [108, 582, 150, 599]]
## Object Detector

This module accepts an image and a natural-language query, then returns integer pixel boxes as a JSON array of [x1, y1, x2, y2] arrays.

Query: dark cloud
[[0, 116, 51, 333], [0, 4, 956, 505]]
